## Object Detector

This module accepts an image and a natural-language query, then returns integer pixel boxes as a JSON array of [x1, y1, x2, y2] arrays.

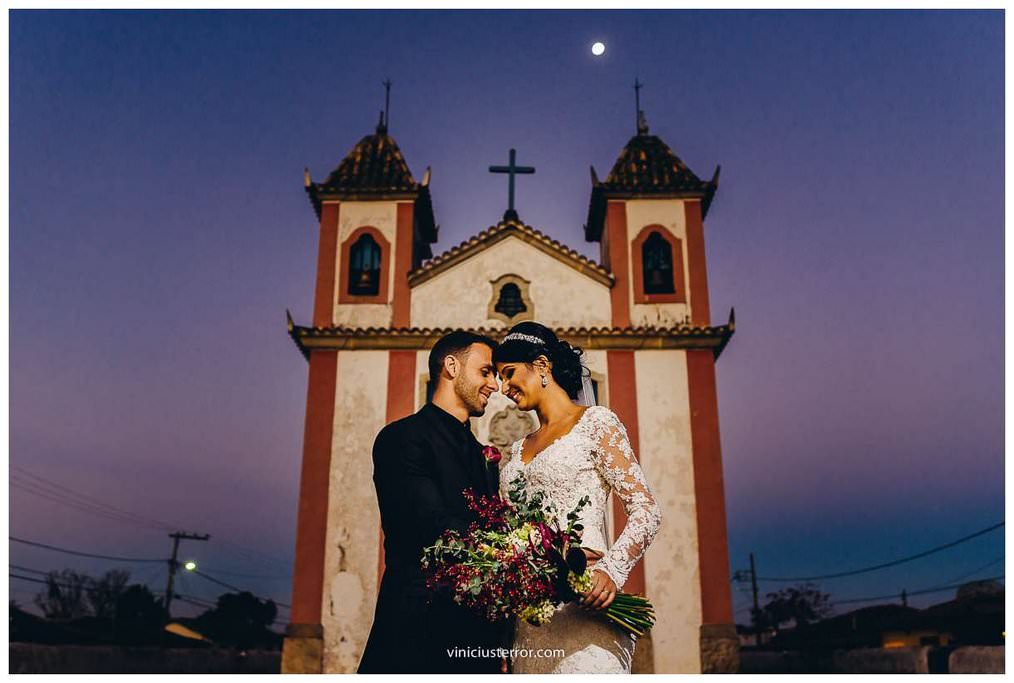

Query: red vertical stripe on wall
[[683, 200, 711, 326], [392, 203, 414, 327], [606, 350, 646, 596], [290, 350, 338, 625], [606, 201, 631, 328], [686, 349, 733, 624], [378, 351, 418, 581], [312, 203, 340, 328]]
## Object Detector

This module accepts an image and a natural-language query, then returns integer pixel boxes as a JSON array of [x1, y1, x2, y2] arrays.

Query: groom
[[358, 331, 507, 674]]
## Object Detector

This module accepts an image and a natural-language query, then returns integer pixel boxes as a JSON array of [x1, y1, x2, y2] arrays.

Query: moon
[[591, 42, 606, 57]]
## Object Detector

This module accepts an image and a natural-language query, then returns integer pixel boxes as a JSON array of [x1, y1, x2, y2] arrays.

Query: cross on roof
[[382, 79, 392, 130], [489, 148, 535, 221], [634, 77, 648, 135]]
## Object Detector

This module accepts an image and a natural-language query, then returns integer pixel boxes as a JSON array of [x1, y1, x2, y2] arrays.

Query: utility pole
[[164, 531, 210, 620], [901, 589, 908, 607], [749, 552, 760, 616], [733, 553, 764, 644], [749, 553, 762, 645]]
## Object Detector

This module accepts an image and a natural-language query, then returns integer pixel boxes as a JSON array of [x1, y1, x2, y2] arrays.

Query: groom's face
[[452, 343, 499, 417]]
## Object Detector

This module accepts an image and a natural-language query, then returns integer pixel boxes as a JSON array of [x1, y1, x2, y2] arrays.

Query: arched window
[[348, 233, 381, 296], [487, 274, 533, 324], [494, 282, 527, 319], [642, 231, 675, 295]]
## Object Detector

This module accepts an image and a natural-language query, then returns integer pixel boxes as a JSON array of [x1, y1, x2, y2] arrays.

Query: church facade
[[282, 113, 738, 674]]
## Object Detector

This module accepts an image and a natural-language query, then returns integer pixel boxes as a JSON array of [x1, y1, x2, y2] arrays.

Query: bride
[[493, 321, 663, 674]]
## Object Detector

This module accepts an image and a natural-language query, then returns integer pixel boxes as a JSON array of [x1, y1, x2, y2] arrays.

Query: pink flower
[[482, 445, 502, 465]]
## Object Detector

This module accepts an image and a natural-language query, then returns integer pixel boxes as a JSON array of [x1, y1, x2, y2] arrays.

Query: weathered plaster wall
[[332, 201, 398, 327], [321, 350, 387, 673], [624, 200, 692, 327], [634, 349, 702, 673], [410, 236, 612, 329]]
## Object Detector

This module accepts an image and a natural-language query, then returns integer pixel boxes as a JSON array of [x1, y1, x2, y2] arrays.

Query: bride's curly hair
[[493, 321, 589, 400]]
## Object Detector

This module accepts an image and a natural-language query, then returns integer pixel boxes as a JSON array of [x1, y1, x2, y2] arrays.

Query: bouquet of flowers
[[421, 463, 655, 637]]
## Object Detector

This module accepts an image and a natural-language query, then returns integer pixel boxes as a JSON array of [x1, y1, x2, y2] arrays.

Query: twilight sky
[[10, 10, 1004, 623]]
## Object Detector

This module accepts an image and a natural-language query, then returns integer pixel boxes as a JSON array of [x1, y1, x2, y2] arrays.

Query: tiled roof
[[285, 310, 736, 359], [317, 127, 417, 194], [304, 119, 438, 256], [585, 121, 720, 242], [602, 133, 713, 195], [305, 119, 426, 216], [407, 218, 614, 288]]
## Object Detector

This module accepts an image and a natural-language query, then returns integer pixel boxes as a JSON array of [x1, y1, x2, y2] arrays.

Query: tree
[[87, 569, 130, 619], [33, 569, 91, 620], [193, 591, 280, 650], [114, 584, 166, 645], [753, 583, 832, 634]]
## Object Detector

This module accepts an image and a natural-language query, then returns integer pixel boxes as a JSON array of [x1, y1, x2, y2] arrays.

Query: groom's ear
[[443, 353, 460, 379]]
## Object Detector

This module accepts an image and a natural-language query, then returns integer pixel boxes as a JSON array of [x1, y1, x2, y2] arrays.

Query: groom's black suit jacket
[[358, 402, 506, 674]]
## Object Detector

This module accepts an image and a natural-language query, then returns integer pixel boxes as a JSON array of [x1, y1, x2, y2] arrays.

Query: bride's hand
[[582, 548, 604, 566], [580, 569, 617, 610]]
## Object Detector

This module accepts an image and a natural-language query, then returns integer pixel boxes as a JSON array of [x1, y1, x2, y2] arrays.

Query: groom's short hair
[[429, 331, 496, 384]]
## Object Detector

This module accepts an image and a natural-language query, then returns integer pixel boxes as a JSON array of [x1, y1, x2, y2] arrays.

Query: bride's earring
[[541, 375, 548, 388]]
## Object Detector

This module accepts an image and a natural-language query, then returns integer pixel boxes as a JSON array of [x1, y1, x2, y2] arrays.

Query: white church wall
[[410, 236, 612, 329], [625, 199, 693, 327], [332, 200, 398, 327], [321, 350, 387, 673], [634, 349, 702, 673]]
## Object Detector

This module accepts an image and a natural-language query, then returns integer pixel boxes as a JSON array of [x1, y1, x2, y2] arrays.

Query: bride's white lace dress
[[499, 405, 663, 674]]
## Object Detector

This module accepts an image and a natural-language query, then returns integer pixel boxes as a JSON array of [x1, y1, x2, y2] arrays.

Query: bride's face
[[495, 360, 545, 410]]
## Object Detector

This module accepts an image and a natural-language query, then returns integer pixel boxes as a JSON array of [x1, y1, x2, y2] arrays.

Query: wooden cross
[[489, 148, 535, 221]]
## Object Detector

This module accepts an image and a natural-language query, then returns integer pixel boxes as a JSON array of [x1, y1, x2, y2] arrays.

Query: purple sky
[[10, 10, 1004, 623]]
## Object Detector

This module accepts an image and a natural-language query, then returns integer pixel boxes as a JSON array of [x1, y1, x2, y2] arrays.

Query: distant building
[[759, 584, 1004, 651]]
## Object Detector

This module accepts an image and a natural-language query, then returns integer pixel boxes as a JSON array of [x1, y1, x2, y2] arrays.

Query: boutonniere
[[482, 445, 502, 466]]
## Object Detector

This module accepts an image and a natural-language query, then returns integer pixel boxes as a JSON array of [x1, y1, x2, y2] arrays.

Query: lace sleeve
[[588, 408, 662, 591], [498, 439, 522, 498]]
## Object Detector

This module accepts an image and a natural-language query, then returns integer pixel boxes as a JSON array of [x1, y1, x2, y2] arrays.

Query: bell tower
[[585, 111, 737, 673], [283, 110, 437, 673]]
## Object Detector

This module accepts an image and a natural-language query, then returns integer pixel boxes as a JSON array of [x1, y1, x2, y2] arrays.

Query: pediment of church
[[408, 218, 613, 288], [408, 219, 615, 330]]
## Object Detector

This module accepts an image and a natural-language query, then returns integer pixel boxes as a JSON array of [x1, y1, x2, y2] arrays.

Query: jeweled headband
[[502, 332, 545, 345]]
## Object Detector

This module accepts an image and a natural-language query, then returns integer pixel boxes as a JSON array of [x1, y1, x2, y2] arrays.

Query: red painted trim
[[631, 225, 687, 305], [392, 204, 414, 327], [686, 349, 733, 624], [290, 350, 338, 625], [338, 226, 391, 305], [312, 203, 340, 327], [606, 350, 646, 596], [683, 200, 711, 326], [378, 351, 418, 582], [606, 202, 631, 328]]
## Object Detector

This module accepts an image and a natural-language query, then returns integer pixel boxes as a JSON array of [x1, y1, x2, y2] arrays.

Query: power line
[[10, 563, 165, 593], [206, 568, 291, 580], [11, 464, 292, 572], [11, 477, 172, 532], [9, 536, 166, 563], [190, 569, 291, 609], [11, 466, 179, 531], [920, 557, 1005, 593], [757, 521, 1004, 582], [831, 575, 1004, 607], [214, 538, 292, 571], [10, 564, 51, 576]]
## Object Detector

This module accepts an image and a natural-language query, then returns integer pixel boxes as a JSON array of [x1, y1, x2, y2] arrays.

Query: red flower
[[482, 445, 502, 465]]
